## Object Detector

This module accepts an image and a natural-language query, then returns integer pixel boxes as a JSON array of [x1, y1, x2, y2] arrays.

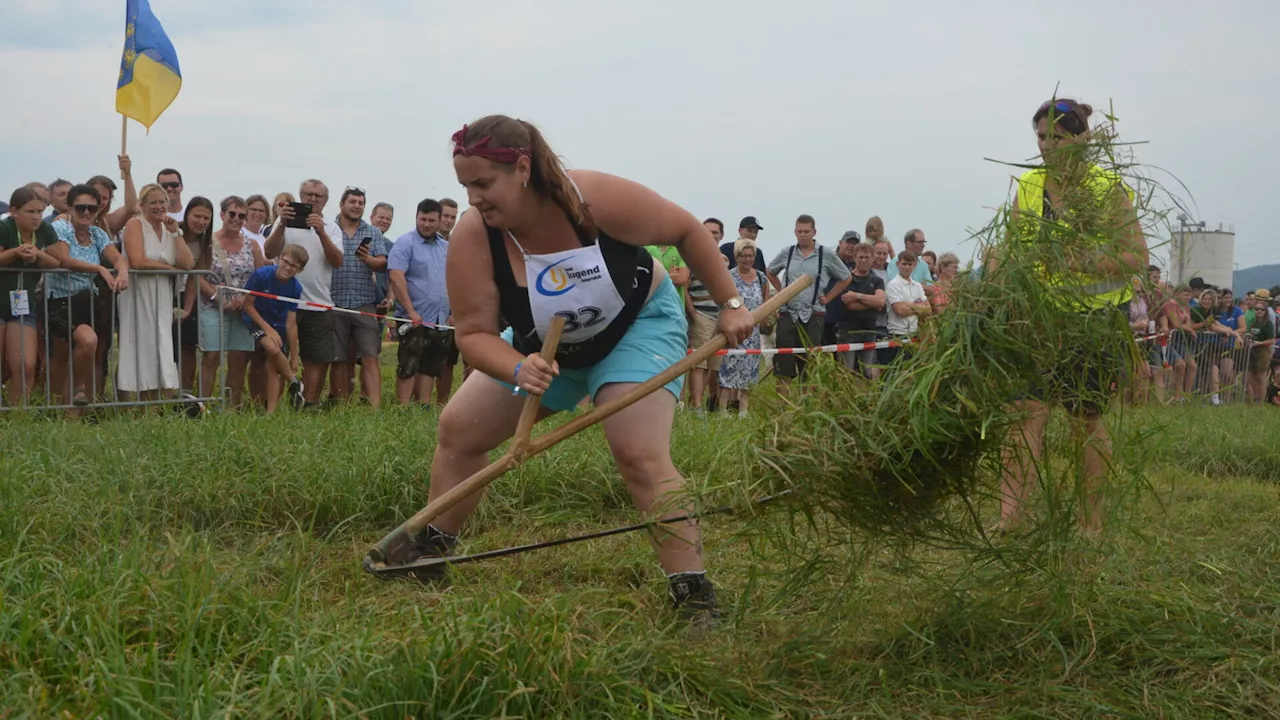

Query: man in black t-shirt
[[822, 231, 861, 344], [837, 242, 886, 379], [719, 216, 767, 273]]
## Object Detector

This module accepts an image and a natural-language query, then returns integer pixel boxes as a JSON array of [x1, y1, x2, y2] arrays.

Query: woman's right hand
[[515, 353, 559, 395]]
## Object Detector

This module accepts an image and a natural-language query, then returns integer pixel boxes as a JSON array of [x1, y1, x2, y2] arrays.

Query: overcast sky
[[4, 0, 1276, 269]]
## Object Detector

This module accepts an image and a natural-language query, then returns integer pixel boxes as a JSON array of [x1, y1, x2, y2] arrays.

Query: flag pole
[[120, 115, 128, 157]]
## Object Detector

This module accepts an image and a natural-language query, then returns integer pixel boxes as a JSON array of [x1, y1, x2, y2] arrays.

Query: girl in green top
[[0, 186, 61, 406], [1241, 293, 1277, 403]]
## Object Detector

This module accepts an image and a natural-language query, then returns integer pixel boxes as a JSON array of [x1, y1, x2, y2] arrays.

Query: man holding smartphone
[[330, 187, 390, 408], [264, 179, 345, 406]]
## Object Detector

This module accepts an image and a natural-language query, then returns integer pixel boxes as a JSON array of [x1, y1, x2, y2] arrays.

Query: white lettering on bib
[[509, 232, 627, 345]]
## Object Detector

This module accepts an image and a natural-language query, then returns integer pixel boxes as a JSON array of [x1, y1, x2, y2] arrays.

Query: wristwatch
[[720, 296, 744, 310]]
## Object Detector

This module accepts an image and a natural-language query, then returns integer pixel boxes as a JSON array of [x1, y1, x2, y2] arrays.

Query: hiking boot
[[404, 525, 459, 585], [364, 525, 459, 586], [669, 572, 721, 625]]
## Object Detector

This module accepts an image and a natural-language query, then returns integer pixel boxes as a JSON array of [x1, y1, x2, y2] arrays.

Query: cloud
[[1, 0, 1277, 271]]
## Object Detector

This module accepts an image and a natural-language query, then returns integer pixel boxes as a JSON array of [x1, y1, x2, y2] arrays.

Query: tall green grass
[[1, 399, 1277, 718]]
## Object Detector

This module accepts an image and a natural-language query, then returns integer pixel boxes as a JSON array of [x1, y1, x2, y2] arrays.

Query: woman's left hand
[[717, 306, 755, 347]]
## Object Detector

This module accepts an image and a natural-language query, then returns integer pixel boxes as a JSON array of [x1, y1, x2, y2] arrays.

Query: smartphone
[[285, 202, 312, 230], [358, 237, 371, 251]]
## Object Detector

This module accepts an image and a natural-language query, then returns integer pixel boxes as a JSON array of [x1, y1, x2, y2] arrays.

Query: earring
[[523, 180, 528, 189]]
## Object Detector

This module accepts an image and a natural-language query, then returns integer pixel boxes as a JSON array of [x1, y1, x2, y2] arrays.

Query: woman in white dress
[[116, 183, 195, 402]]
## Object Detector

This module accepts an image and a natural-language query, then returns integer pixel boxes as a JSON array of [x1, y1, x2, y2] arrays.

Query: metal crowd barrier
[[0, 267, 227, 413], [1144, 329, 1270, 404]]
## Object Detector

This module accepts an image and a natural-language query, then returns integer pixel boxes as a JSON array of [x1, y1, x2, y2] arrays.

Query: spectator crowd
[[2, 162, 1278, 416]]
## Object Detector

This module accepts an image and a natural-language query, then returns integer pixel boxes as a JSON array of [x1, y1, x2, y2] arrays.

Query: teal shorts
[[494, 276, 688, 412], [198, 305, 256, 353]]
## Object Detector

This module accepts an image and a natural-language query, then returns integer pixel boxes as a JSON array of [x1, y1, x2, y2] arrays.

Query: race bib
[[523, 243, 626, 345], [9, 289, 30, 317]]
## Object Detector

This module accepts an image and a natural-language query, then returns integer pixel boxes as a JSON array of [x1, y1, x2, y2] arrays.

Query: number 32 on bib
[[554, 306, 609, 333]]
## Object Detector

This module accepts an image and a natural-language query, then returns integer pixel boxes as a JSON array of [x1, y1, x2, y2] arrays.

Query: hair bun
[[1077, 103, 1094, 118]]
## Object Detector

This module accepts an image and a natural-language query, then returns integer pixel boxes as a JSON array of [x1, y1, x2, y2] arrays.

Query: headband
[[451, 125, 530, 164]]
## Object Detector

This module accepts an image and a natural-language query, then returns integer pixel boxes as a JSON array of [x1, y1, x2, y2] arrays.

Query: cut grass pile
[[1, 399, 1278, 718]]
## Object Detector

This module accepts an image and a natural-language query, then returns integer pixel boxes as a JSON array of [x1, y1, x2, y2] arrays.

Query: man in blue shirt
[[330, 187, 390, 408], [388, 199, 454, 406], [903, 229, 933, 285]]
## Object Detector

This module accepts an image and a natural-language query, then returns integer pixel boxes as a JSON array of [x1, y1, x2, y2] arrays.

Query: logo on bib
[[535, 257, 602, 297], [536, 259, 575, 296]]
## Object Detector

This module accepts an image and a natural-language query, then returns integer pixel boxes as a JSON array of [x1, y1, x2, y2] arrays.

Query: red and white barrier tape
[[212, 288, 1169, 352], [702, 339, 909, 357], [217, 285, 454, 330], [706, 333, 1168, 358]]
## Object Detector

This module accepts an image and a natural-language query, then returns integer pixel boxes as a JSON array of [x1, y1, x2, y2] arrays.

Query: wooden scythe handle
[[512, 316, 566, 456], [366, 275, 811, 565]]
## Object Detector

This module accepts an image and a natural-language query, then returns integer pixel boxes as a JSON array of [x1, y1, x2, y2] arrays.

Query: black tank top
[[487, 223, 653, 369]]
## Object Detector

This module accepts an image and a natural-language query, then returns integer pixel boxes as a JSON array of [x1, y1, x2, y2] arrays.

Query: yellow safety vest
[[1012, 166, 1135, 310]]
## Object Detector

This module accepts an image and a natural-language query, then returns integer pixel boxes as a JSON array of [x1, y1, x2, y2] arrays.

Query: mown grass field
[[1, 370, 1279, 718]]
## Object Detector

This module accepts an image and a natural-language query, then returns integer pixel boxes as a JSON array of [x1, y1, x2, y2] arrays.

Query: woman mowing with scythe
[[366, 116, 754, 622], [989, 98, 1149, 533]]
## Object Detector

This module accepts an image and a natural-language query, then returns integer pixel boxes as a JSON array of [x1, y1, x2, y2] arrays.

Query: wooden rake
[[364, 274, 813, 574]]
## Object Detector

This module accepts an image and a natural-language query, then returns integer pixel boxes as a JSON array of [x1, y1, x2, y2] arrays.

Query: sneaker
[[1211, 393, 1221, 406], [179, 392, 205, 418], [668, 572, 721, 624], [288, 379, 305, 410]]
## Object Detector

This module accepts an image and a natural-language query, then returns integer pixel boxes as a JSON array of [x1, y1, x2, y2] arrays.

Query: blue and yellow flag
[[116, 0, 181, 131]]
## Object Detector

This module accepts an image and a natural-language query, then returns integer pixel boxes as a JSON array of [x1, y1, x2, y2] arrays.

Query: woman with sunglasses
[[76, 158, 138, 399], [196, 196, 265, 407], [0, 187, 61, 406], [45, 185, 130, 410], [991, 97, 1148, 533], [50, 156, 137, 238]]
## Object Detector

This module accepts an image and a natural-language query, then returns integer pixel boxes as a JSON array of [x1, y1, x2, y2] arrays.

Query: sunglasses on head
[[74, 204, 100, 214], [1039, 100, 1075, 114], [160, 181, 181, 190], [345, 186, 366, 197]]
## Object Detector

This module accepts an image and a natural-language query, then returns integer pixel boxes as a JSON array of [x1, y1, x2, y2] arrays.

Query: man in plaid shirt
[[330, 187, 390, 408]]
